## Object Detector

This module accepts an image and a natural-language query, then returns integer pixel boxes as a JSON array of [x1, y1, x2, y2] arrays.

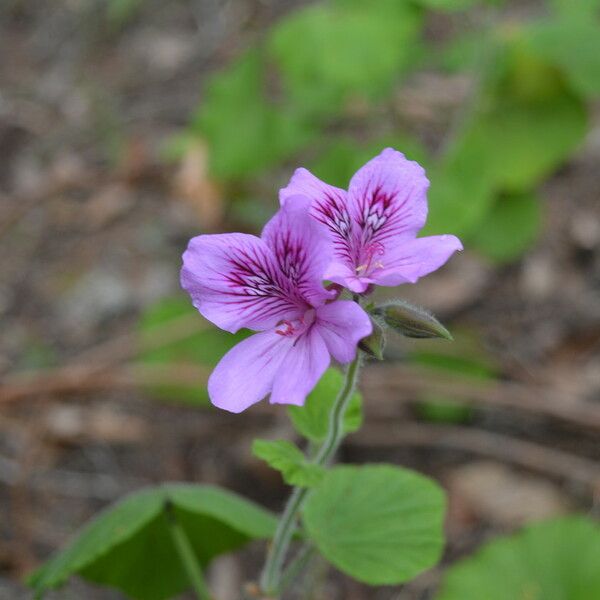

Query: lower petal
[[270, 328, 330, 407], [315, 301, 373, 364], [374, 234, 463, 287], [208, 330, 291, 413]]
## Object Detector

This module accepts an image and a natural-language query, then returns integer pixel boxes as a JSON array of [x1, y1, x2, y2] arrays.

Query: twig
[[361, 365, 600, 430], [350, 423, 600, 489], [0, 363, 211, 404], [3, 361, 600, 435]]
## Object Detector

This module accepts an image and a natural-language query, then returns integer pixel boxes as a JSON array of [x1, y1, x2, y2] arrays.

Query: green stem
[[259, 353, 362, 596], [279, 544, 316, 593], [166, 502, 212, 600], [313, 355, 362, 465]]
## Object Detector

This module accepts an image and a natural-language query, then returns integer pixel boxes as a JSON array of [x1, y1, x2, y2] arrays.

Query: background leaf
[[435, 516, 600, 600], [29, 484, 276, 600], [303, 465, 446, 585], [252, 439, 325, 487], [268, 0, 422, 119], [310, 136, 428, 190], [191, 49, 313, 180], [415, 0, 503, 11], [529, 17, 600, 100], [448, 90, 587, 195], [287, 368, 362, 443], [468, 192, 542, 263], [138, 296, 250, 404]]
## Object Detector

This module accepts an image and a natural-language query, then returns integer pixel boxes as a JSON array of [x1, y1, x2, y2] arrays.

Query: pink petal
[[280, 168, 356, 279], [262, 196, 334, 309], [208, 330, 292, 413], [280, 167, 347, 209], [270, 327, 330, 407], [373, 234, 463, 287], [181, 233, 303, 334], [315, 301, 373, 364], [325, 268, 373, 294], [348, 148, 430, 246]]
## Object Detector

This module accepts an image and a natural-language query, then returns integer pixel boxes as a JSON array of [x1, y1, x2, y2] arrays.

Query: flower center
[[275, 309, 316, 338], [355, 241, 385, 276]]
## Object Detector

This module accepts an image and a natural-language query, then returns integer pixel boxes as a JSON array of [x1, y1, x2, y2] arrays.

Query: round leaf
[[435, 516, 600, 600], [303, 465, 446, 585]]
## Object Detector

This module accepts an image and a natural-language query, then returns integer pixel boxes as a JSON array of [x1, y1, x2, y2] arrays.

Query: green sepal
[[358, 318, 386, 360], [372, 300, 453, 340]]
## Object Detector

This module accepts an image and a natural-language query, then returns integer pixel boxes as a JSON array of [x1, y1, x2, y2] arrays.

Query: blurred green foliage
[[435, 516, 600, 599], [138, 296, 250, 405], [287, 368, 363, 442], [182, 0, 599, 264], [409, 328, 498, 424]]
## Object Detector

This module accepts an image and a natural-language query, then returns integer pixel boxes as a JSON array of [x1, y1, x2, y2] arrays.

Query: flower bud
[[358, 319, 386, 360], [373, 300, 453, 341]]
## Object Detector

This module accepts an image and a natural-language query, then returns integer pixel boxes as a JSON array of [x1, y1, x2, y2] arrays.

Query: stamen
[[275, 320, 296, 337], [356, 242, 385, 275]]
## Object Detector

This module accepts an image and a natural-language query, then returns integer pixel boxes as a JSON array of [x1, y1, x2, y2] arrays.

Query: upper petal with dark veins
[[280, 168, 356, 276], [262, 195, 335, 309], [181, 233, 305, 334], [347, 148, 430, 249]]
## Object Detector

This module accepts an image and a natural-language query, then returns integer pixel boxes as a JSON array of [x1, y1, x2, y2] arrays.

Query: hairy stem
[[166, 502, 212, 600], [259, 353, 362, 596]]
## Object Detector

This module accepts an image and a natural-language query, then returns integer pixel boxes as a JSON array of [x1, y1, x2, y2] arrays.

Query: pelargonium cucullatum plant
[[181, 148, 461, 597], [28, 149, 462, 600]]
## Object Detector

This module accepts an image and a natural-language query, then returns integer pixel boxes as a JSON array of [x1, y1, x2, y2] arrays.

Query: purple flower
[[280, 148, 463, 293], [181, 198, 372, 413]]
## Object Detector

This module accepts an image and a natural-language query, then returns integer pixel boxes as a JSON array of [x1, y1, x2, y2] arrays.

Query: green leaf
[[28, 484, 277, 600], [137, 296, 250, 404], [252, 439, 325, 487], [450, 91, 587, 195], [415, 0, 503, 11], [287, 368, 362, 443], [311, 136, 428, 190], [192, 49, 313, 180], [529, 17, 600, 100], [469, 192, 541, 263], [268, 1, 422, 119], [303, 465, 446, 585], [106, 0, 143, 27], [438, 30, 491, 73], [548, 0, 600, 20], [435, 516, 600, 600], [422, 158, 495, 238]]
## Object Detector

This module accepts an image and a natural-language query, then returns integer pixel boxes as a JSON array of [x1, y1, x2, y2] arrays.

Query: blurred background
[[1, 0, 599, 598]]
